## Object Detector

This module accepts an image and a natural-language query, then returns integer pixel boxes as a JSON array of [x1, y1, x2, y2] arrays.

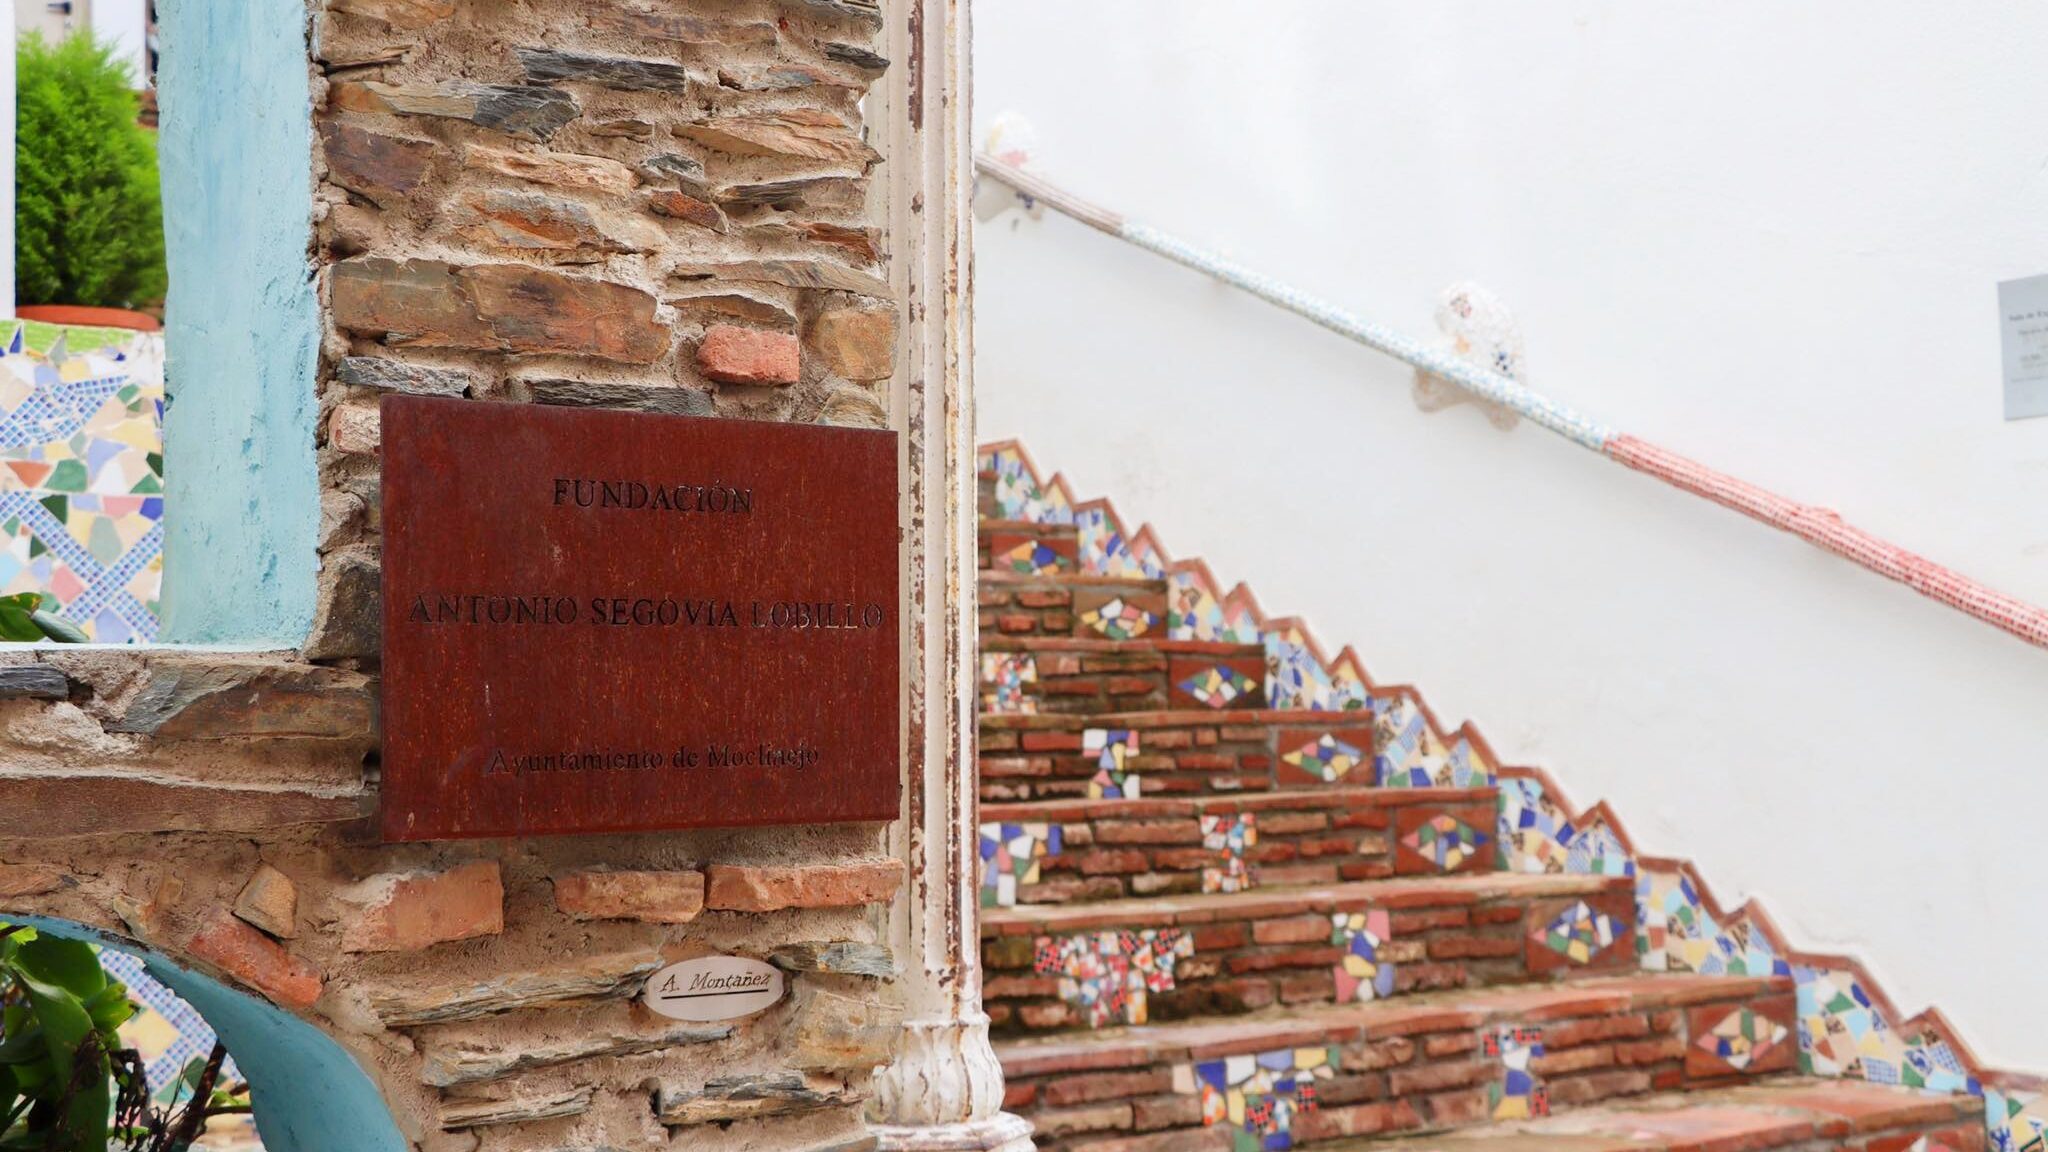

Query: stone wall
[[0, 1, 911, 1149]]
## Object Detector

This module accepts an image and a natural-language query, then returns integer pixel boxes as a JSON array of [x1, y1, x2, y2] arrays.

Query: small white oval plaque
[[643, 955, 786, 1022]]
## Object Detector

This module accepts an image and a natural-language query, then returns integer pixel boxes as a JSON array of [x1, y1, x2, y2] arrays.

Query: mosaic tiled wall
[[978, 440, 2031, 1134], [99, 947, 264, 1148], [0, 322, 166, 642]]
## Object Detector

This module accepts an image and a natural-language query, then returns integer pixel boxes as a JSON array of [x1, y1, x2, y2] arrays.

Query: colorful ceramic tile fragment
[[1280, 733, 1366, 783], [1330, 910, 1396, 1002], [980, 652, 1038, 715], [1402, 814, 1487, 872], [1032, 928, 1191, 1028], [978, 820, 1063, 908], [1500, 778, 1573, 873], [998, 539, 1064, 576], [1696, 1007, 1789, 1071], [1180, 663, 1256, 709], [1180, 1045, 1339, 1152], [1074, 506, 1163, 578], [1081, 595, 1159, 640], [1988, 1089, 2048, 1152], [1484, 1026, 1548, 1120], [1795, 967, 1901, 1079], [1201, 813, 1257, 894], [1264, 631, 1368, 712], [981, 446, 1073, 525], [1372, 696, 1456, 787], [1566, 817, 1635, 877], [1534, 900, 1620, 964], [1084, 728, 1141, 798], [0, 326, 165, 642], [1167, 570, 1260, 644], [1636, 868, 1721, 973]]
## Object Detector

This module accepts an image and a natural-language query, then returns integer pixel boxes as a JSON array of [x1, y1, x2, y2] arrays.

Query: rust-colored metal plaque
[[378, 394, 900, 841]]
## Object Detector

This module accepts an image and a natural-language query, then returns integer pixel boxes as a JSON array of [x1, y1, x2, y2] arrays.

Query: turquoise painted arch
[[6, 915, 406, 1152]]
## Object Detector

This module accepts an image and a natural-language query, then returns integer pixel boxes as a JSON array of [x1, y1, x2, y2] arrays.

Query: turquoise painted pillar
[[154, 0, 320, 645]]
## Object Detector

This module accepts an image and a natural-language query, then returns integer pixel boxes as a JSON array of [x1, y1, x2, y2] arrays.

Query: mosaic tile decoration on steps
[[1402, 813, 1489, 872], [1032, 928, 1191, 1028], [1695, 1006, 1791, 1072], [980, 652, 1037, 715], [998, 539, 1065, 576], [1175, 1045, 1339, 1152], [1484, 1025, 1548, 1120], [1180, 662, 1257, 708], [1330, 909, 1396, 1002], [1533, 899, 1621, 965], [1080, 594, 1158, 640], [1279, 731, 1368, 783], [1201, 813, 1256, 894], [1083, 727, 1140, 798], [978, 441, 2009, 1112], [979, 820, 1062, 908], [0, 324, 165, 642], [1500, 777, 1635, 876]]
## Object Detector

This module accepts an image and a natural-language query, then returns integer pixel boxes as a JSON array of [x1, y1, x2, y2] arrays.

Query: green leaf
[[0, 596, 41, 643], [14, 937, 105, 1000], [28, 612, 86, 645], [81, 984, 133, 1034], [0, 1026, 44, 1064]]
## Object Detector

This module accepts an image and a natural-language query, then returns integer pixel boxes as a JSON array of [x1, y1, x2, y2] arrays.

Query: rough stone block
[[332, 258, 670, 363], [304, 545, 381, 662], [0, 776, 368, 838], [517, 47, 693, 91], [463, 143, 638, 195], [656, 1071, 852, 1125], [367, 953, 662, 1026], [328, 401, 381, 454], [697, 325, 801, 386], [439, 1088, 592, 1130], [785, 987, 903, 1071], [807, 308, 895, 381], [339, 860, 504, 952], [552, 869, 705, 924], [186, 909, 323, 1010], [233, 863, 299, 938], [319, 121, 433, 205], [108, 659, 374, 740], [678, 109, 878, 165], [423, 1022, 730, 1086], [327, 0, 452, 27], [527, 377, 714, 416], [337, 356, 472, 397], [331, 80, 579, 140], [768, 941, 896, 978], [705, 860, 903, 912], [0, 666, 67, 699], [0, 862, 66, 899]]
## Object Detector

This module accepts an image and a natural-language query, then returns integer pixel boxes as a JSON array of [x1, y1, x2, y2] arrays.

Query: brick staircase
[[974, 442, 2034, 1152]]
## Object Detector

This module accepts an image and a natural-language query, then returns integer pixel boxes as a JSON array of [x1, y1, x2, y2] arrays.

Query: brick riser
[[985, 875, 1636, 1036], [982, 709, 1417, 803], [980, 788, 1498, 904], [1000, 975, 1800, 1151]]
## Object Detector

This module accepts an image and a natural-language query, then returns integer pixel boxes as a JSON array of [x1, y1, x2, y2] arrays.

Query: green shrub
[[15, 32, 167, 310]]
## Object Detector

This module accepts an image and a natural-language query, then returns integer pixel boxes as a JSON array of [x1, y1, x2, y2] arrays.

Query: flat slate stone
[[470, 85, 580, 139], [337, 357, 472, 396], [0, 666, 67, 699], [527, 378, 715, 416], [517, 48, 694, 92]]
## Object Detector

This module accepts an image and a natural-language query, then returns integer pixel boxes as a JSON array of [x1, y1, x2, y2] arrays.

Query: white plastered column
[[870, 0, 1031, 1148]]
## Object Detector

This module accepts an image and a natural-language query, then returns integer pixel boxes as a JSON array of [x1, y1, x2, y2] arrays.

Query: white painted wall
[[89, 0, 149, 84], [973, 1, 2048, 1069]]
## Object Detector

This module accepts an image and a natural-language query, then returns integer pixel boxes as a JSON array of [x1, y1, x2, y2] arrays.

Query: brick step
[[1347, 1079, 1983, 1152], [979, 787, 1498, 907], [980, 706, 1489, 802], [997, 973, 1806, 1152], [982, 570, 1170, 642], [983, 518, 1081, 576], [984, 874, 1636, 1036], [980, 639, 1269, 719]]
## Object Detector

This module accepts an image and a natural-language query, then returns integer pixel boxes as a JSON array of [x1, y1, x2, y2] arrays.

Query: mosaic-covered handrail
[[974, 152, 2048, 655]]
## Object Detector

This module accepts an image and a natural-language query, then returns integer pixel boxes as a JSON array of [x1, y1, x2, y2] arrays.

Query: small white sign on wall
[[642, 956, 786, 1022], [1999, 274, 2048, 420]]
